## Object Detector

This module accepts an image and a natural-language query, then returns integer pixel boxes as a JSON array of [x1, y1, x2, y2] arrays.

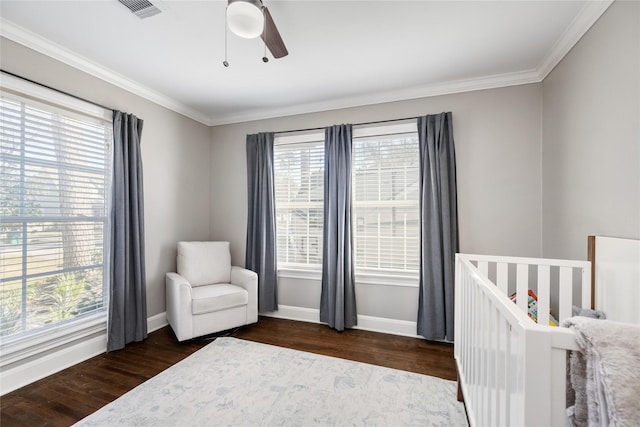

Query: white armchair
[[166, 241, 258, 341]]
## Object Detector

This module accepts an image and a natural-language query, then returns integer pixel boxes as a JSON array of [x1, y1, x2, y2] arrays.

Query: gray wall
[[542, 0, 640, 260], [210, 84, 543, 319], [8, 0, 634, 325], [1, 37, 212, 318]]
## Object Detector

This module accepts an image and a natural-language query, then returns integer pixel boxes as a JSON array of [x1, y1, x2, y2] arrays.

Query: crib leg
[[456, 368, 463, 402]]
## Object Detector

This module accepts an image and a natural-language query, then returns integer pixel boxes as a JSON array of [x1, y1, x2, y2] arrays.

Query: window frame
[[0, 73, 113, 366], [274, 131, 325, 278], [273, 122, 420, 287], [351, 122, 420, 287]]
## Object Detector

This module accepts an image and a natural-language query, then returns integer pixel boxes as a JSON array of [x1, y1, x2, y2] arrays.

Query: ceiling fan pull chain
[[223, 9, 230, 67], [262, 9, 269, 63]]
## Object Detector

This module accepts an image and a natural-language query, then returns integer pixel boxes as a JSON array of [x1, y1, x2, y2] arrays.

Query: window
[[352, 125, 420, 282], [274, 135, 324, 270], [273, 123, 420, 283], [0, 83, 112, 345]]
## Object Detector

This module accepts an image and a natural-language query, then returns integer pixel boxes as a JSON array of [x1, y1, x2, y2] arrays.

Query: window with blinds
[[352, 131, 420, 279], [0, 90, 112, 341], [274, 139, 324, 269]]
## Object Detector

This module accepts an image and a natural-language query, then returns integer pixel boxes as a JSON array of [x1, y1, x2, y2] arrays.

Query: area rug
[[75, 337, 468, 426]]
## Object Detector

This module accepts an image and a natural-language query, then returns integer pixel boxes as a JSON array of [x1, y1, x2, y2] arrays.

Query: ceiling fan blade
[[261, 6, 288, 58]]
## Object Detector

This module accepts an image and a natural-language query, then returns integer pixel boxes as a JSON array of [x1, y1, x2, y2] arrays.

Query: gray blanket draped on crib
[[564, 317, 640, 426]]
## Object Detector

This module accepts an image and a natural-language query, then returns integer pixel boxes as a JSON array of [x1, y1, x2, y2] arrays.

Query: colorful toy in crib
[[509, 289, 559, 326]]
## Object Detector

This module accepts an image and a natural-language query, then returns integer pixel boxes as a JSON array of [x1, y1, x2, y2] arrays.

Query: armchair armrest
[[231, 266, 258, 324], [166, 272, 191, 288], [166, 272, 194, 341]]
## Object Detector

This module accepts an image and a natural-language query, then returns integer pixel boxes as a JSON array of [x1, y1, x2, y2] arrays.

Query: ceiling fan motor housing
[[227, 0, 265, 39]]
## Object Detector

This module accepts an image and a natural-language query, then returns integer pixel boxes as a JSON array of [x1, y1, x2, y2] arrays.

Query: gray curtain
[[320, 124, 357, 331], [417, 112, 458, 342], [108, 111, 147, 352], [246, 132, 278, 312]]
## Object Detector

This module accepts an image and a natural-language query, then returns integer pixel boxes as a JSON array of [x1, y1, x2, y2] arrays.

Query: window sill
[[277, 268, 419, 288], [0, 312, 108, 368], [356, 273, 419, 288], [278, 268, 322, 281]]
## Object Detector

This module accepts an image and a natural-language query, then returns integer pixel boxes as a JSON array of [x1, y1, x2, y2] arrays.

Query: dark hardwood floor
[[1, 317, 456, 427]]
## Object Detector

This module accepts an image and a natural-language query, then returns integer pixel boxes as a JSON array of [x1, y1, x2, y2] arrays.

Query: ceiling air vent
[[117, 0, 162, 19]]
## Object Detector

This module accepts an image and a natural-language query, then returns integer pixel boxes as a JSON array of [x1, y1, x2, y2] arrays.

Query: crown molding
[[1, 0, 613, 128], [206, 69, 541, 126], [0, 18, 211, 125], [212, 0, 614, 126], [536, 0, 614, 80]]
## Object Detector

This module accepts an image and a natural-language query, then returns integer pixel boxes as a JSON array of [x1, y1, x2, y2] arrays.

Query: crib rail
[[454, 253, 591, 427], [463, 253, 591, 326]]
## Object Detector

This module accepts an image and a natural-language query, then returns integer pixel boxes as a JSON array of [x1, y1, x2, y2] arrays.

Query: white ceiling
[[0, 1, 612, 126]]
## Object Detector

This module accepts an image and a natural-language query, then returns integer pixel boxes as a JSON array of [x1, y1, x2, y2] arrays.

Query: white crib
[[454, 253, 591, 427]]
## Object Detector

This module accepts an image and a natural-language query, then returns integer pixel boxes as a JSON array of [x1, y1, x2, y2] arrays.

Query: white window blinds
[[274, 140, 324, 268], [272, 124, 419, 282], [352, 131, 420, 278], [0, 90, 112, 340]]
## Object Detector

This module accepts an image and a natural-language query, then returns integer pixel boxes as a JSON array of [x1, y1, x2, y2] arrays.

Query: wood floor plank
[[1, 317, 455, 426]]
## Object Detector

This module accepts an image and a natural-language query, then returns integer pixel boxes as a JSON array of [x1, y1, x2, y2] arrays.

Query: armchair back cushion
[[177, 241, 232, 287]]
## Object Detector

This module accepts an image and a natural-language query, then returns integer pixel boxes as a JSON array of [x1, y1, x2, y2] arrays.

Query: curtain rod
[[273, 116, 420, 135], [1, 69, 113, 112]]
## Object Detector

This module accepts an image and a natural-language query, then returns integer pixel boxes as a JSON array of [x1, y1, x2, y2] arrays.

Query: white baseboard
[[147, 312, 168, 333], [261, 305, 322, 324], [1, 309, 417, 395], [261, 305, 420, 338], [1, 312, 170, 396], [355, 315, 420, 338], [0, 333, 107, 396]]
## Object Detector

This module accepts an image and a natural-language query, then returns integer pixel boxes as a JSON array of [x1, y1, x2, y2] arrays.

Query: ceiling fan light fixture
[[227, 0, 264, 39]]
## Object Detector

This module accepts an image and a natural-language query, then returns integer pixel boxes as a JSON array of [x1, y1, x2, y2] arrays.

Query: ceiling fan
[[225, 0, 288, 62]]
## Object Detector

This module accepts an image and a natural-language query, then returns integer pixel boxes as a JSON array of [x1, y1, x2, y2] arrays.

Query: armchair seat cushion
[[191, 284, 248, 315]]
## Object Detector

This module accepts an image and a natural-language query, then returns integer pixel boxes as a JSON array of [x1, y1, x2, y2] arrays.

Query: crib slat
[[471, 280, 479, 407], [490, 307, 500, 425], [516, 264, 529, 315], [497, 316, 505, 427], [559, 266, 573, 323], [490, 306, 496, 426], [504, 319, 515, 425], [461, 271, 468, 377], [496, 263, 508, 296], [490, 305, 498, 427], [467, 274, 472, 403], [466, 273, 472, 385], [537, 265, 550, 326], [481, 293, 487, 427]]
